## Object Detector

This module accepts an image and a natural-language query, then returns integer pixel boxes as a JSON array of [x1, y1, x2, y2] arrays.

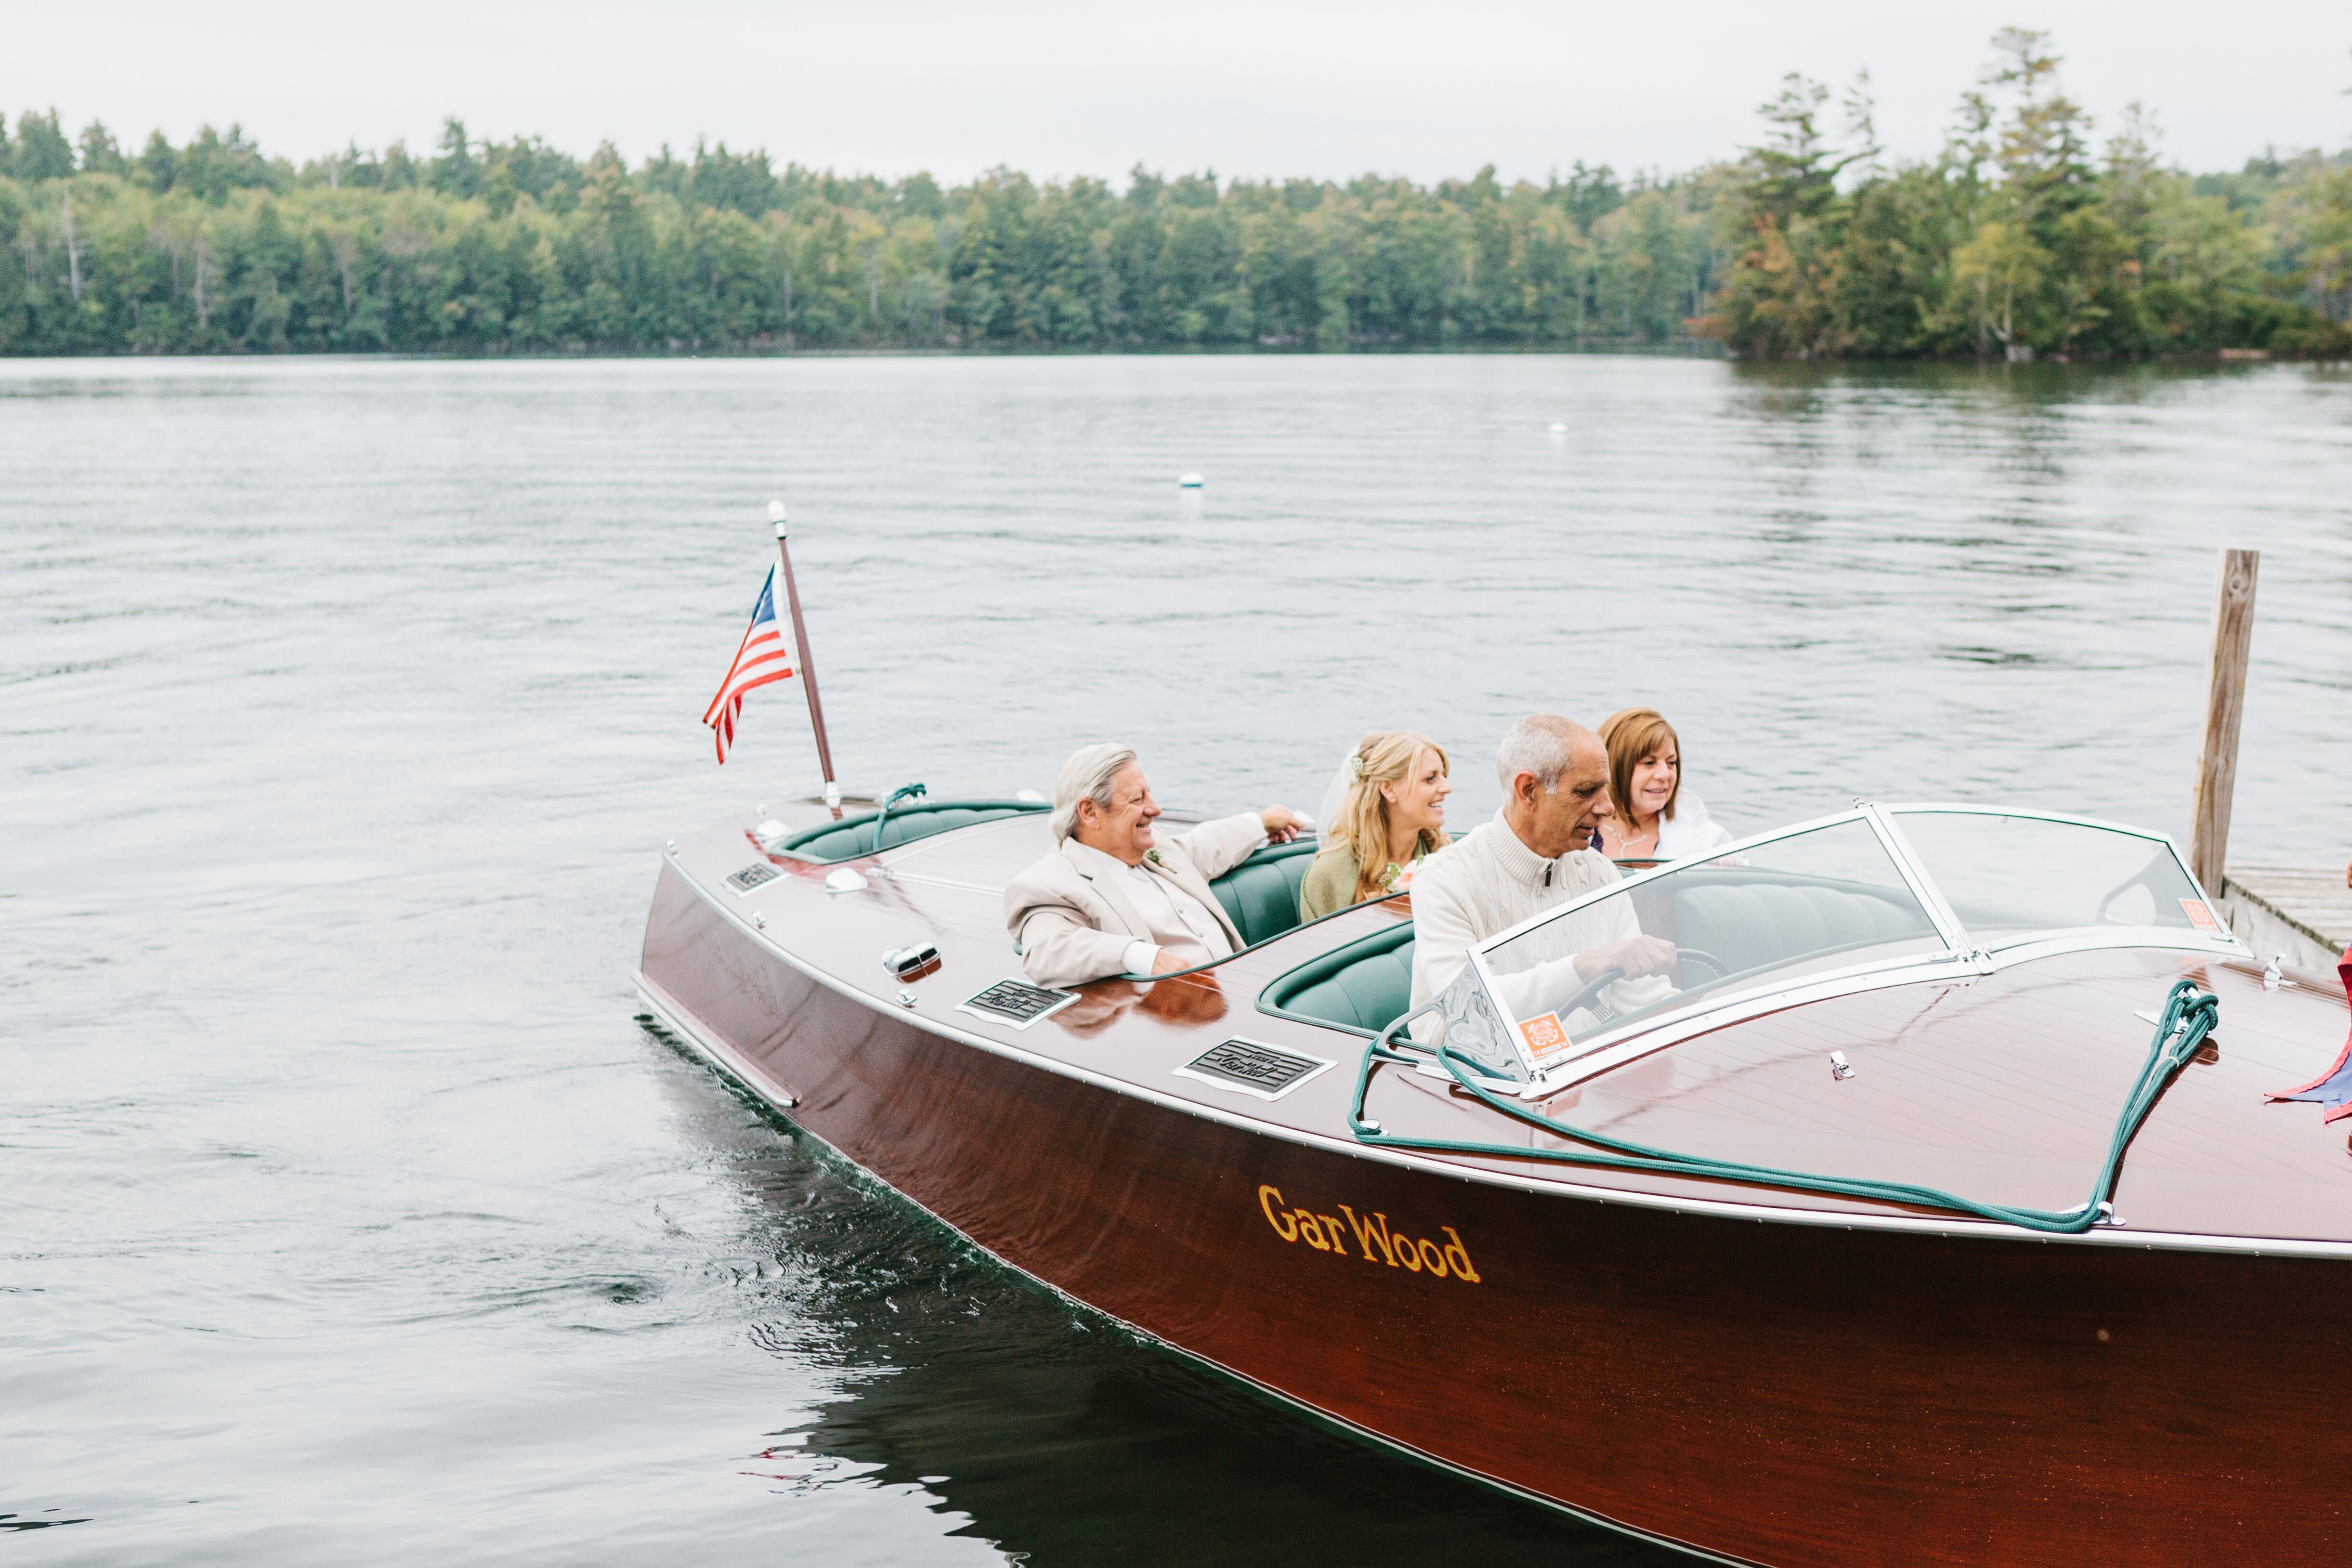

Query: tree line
[[1, 32, 2344, 359], [1714, 29, 2350, 358]]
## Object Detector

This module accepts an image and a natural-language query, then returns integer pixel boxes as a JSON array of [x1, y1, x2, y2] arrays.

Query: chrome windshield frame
[[1463, 802, 2247, 1098], [1857, 802, 1970, 949], [1872, 803, 2234, 954]]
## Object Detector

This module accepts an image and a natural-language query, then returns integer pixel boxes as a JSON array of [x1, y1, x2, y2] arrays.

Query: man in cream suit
[[1005, 743, 1307, 988]]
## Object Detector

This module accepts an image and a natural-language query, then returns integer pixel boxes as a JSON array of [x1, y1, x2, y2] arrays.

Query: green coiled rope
[[1347, 976, 2220, 1236]]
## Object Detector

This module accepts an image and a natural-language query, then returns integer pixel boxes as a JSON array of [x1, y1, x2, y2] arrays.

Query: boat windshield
[[1885, 809, 2215, 948], [1468, 807, 2226, 1079], [1477, 818, 1946, 1074]]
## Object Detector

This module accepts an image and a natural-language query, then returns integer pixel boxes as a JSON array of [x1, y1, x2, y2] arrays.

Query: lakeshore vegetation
[[3, 31, 2346, 360]]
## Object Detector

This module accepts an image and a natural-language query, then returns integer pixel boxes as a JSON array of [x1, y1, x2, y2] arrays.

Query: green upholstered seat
[[1256, 871, 1933, 1043], [1206, 839, 1320, 948], [1257, 923, 1418, 1037], [778, 799, 1047, 863], [1667, 874, 1935, 979]]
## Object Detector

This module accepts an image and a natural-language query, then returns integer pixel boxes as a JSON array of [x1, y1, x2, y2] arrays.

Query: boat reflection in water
[[638, 794, 2352, 1568]]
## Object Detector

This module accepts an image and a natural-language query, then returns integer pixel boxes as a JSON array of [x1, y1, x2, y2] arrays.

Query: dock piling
[[2188, 548, 2259, 894]]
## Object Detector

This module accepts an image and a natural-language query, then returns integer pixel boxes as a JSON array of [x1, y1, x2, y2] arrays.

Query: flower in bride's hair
[[1346, 754, 1365, 783]]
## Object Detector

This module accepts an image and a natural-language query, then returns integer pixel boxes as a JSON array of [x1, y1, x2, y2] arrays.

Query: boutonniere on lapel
[[1145, 849, 1164, 867]]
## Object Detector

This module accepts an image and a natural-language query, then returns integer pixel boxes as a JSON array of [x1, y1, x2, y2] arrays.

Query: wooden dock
[[2221, 864, 2352, 973]]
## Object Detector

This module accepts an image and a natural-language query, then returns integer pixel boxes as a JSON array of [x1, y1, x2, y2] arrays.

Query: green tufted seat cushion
[[779, 800, 1048, 863], [1255, 873, 1932, 1040], [1206, 838, 1320, 948], [1257, 923, 1418, 1037], [1669, 875, 1935, 979]]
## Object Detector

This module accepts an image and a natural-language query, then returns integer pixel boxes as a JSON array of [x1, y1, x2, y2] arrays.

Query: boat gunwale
[[649, 843, 2352, 1260], [762, 797, 1050, 864]]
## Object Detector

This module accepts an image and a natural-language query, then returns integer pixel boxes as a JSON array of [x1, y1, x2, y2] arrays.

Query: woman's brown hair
[[1598, 707, 1682, 828]]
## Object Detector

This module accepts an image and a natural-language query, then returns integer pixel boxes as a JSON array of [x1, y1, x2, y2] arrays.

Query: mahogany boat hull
[[639, 859, 2352, 1567]]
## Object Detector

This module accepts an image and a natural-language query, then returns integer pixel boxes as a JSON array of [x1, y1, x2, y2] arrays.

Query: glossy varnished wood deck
[[682, 802, 2352, 1249]]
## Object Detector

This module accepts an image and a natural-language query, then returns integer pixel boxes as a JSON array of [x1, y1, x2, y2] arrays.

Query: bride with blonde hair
[[1298, 731, 1454, 922]]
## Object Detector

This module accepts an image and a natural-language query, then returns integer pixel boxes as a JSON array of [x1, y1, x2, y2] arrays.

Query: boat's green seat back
[[1665, 870, 1938, 982], [1206, 839, 1320, 948], [1257, 923, 1417, 1037], [778, 799, 1048, 863], [1259, 872, 1932, 1041], [1668, 875, 1934, 978]]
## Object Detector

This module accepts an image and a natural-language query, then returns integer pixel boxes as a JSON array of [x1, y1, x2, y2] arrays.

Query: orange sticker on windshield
[[2180, 899, 2220, 933], [1517, 1012, 1572, 1062]]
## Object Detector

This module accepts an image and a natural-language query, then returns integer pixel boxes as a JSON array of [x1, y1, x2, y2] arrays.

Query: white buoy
[[1177, 472, 1204, 488], [1548, 422, 1568, 435]]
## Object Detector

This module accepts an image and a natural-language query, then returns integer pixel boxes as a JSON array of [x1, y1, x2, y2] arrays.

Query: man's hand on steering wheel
[[1574, 933, 1677, 982]]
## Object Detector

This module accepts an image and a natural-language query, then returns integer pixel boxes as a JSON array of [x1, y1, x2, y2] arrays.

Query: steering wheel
[[1675, 947, 1729, 983], [1556, 966, 1626, 1026], [1553, 948, 1731, 1030]]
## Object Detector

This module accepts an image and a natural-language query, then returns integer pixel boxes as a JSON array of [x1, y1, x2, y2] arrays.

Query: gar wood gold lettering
[[1254, 1185, 1480, 1283]]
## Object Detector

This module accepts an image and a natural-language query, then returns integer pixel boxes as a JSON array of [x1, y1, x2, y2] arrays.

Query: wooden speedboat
[[636, 794, 2352, 1567]]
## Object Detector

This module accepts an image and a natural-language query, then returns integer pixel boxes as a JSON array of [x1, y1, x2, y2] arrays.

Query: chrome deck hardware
[[883, 943, 940, 980], [1829, 1051, 1856, 1081]]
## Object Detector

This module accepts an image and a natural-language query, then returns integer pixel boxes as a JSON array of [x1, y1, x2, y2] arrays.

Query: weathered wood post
[[2188, 548, 2260, 894]]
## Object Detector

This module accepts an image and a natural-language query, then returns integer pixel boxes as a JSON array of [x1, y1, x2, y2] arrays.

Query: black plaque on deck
[[724, 862, 782, 895], [1176, 1038, 1333, 1101], [957, 979, 1077, 1031]]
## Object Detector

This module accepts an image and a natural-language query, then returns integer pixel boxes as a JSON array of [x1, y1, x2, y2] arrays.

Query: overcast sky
[[16, 1, 2351, 184]]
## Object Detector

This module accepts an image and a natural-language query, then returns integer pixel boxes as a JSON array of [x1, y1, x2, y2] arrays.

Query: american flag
[[701, 564, 797, 764]]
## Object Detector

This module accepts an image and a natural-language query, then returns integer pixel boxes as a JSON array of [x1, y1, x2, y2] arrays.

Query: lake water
[[5, 353, 2349, 1564]]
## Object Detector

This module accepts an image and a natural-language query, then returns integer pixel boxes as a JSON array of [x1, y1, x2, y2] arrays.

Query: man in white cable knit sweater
[[1409, 715, 1676, 1042]]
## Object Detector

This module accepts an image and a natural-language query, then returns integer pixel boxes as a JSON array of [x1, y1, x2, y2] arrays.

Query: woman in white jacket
[[1597, 707, 1735, 866]]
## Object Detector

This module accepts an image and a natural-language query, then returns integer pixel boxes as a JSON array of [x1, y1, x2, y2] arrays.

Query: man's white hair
[[1051, 742, 1137, 843], [1495, 715, 1584, 796]]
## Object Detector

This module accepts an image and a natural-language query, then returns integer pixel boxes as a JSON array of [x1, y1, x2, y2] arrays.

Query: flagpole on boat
[[768, 498, 839, 805]]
